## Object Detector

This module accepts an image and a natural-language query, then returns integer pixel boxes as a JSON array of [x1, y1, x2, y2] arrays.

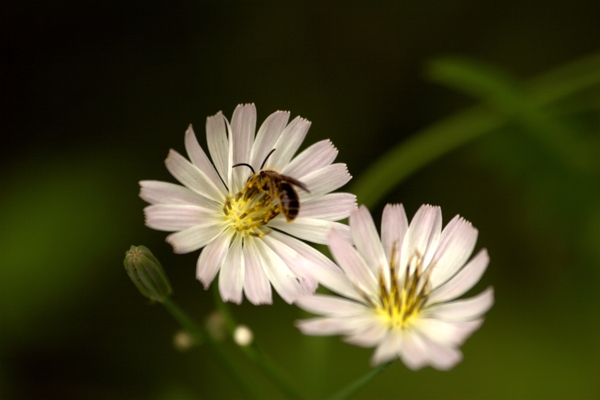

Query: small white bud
[[233, 325, 253, 347]]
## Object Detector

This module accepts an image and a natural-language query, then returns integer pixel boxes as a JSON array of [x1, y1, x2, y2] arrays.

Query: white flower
[[140, 104, 356, 305], [295, 204, 493, 370]]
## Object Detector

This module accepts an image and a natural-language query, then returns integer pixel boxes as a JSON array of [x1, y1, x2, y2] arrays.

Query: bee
[[233, 149, 310, 222]]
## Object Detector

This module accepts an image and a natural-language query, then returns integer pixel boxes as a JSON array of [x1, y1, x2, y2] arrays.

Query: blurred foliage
[[1, 1, 599, 399]]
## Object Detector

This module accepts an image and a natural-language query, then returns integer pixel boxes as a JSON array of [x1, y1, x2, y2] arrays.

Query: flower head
[[295, 204, 493, 370], [140, 104, 355, 305]]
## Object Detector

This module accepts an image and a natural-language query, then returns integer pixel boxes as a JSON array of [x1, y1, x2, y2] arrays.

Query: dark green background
[[1, 2, 598, 399]]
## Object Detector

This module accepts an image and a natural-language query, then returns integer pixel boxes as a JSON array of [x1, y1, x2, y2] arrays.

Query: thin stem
[[329, 361, 393, 400], [161, 298, 257, 399], [350, 52, 600, 209], [212, 286, 304, 399]]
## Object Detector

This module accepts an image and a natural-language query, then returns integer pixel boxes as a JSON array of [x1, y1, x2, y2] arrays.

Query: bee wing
[[281, 175, 310, 193]]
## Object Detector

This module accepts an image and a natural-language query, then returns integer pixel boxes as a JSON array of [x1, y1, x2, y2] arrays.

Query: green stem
[[161, 298, 257, 399], [350, 52, 600, 209], [329, 361, 393, 400], [212, 286, 304, 399]]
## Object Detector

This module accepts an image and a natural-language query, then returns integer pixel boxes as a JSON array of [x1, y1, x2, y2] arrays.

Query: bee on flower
[[139, 104, 356, 305], [295, 204, 494, 370]]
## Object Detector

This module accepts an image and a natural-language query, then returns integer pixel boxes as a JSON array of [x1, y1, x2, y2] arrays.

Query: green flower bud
[[124, 245, 172, 302]]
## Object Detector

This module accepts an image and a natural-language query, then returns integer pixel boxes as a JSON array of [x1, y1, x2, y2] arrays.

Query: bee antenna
[[232, 162, 255, 174], [260, 148, 277, 169]]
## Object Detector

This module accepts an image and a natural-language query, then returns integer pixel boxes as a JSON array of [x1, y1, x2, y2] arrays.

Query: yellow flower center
[[375, 248, 431, 329], [222, 182, 280, 237]]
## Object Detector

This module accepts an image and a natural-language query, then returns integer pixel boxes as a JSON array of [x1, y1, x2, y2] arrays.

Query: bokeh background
[[1, 2, 599, 399]]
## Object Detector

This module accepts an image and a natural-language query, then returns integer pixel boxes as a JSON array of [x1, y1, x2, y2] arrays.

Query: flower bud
[[124, 245, 172, 302], [233, 325, 253, 347]]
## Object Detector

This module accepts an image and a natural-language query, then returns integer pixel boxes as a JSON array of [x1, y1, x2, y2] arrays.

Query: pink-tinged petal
[[144, 204, 215, 231], [218, 236, 244, 304], [295, 317, 348, 336], [283, 139, 338, 178], [416, 318, 483, 348], [327, 228, 378, 296], [206, 111, 230, 188], [427, 287, 494, 322], [184, 125, 227, 194], [252, 238, 302, 304], [298, 193, 357, 221], [350, 206, 389, 283], [231, 104, 257, 192], [295, 294, 366, 317], [250, 110, 290, 169], [420, 334, 463, 370], [399, 331, 431, 370], [165, 150, 225, 203], [196, 230, 233, 288], [165, 222, 226, 254], [242, 239, 272, 305], [267, 231, 360, 301], [428, 215, 478, 287], [371, 331, 403, 366], [261, 235, 318, 295], [299, 163, 352, 201], [343, 323, 388, 348], [381, 203, 408, 262], [428, 249, 489, 304], [268, 116, 311, 170], [270, 218, 350, 245], [401, 205, 442, 272], [139, 180, 215, 208], [297, 314, 375, 336]]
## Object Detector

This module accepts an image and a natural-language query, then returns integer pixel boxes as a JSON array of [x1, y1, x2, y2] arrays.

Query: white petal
[[298, 193, 357, 221], [428, 249, 489, 303], [371, 331, 403, 366], [419, 333, 463, 370], [144, 204, 215, 231], [400, 331, 430, 370], [165, 222, 226, 254], [139, 180, 216, 208], [266, 231, 360, 301], [283, 139, 338, 178], [295, 294, 366, 317], [261, 235, 318, 295], [350, 206, 389, 282], [427, 287, 494, 322], [299, 163, 352, 201], [343, 323, 388, 348], [416, 318, 483, 348], [296, 317, 348, 336], [327, 228, 378, 296], [184, 125, 227, 193], [206, 111, 231, 189], [196, 230, 233, 288], [165, 150, 225, 203], [381, 203, 408, 263], [428, 215, 478, 287], [242, 239, 272, 305], [400, 205, 442, 274], [218, 236, 244, 304], [252, 238, 303, 303], [231, 104, 257, 192], [270, 217, 350, 245], [250, 110, 290, 169], [297, 314, 377, 336], [268, 116, 311, 170]]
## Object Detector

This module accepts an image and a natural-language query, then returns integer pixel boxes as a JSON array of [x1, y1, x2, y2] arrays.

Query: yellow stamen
[[223, 181, 280, 237], [374, 246, 431, 329]]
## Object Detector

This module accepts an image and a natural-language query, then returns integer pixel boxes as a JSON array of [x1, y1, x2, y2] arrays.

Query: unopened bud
[[233, 325, 253, 347], [124, 245, 172, 302]]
